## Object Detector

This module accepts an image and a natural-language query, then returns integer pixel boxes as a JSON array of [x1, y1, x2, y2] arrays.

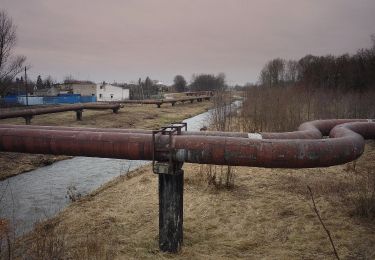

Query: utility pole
[[138, 78, 144, 100], [24, 66, 29, 106]]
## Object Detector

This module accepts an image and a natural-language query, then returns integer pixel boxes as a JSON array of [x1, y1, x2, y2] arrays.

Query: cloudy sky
[[2, 0, 375, 85]]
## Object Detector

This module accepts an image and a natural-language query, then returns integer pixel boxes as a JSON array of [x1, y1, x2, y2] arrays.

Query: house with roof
[[96, 83, 129, 101], [70, 81, 129, 101]]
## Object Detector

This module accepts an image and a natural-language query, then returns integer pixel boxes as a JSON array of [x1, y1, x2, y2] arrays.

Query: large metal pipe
[[172, 123, 371, 168], [120, 96, 211, 107], [0, 119, 370, 139], [0, 104, 84, 119], [0, 128, 153, 160], [0, 103, 121, 120], [185, 91, 213, 96], [0, 120, 374, 168], [84, 103, 121, 112]]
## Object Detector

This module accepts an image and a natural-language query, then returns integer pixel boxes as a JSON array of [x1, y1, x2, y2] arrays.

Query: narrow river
[[0, 101, 241, 236]]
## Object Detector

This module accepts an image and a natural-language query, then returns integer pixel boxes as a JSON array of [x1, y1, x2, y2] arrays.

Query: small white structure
[[96, 83, 129, 102]]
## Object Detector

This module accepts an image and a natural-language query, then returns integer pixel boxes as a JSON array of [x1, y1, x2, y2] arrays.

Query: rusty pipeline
[[3, 118, 373, 254], [121, 95, 211, 107], [0, 119, 374, 168], [0, 104, 84, 119], [0, 103, 121, 123], [83, 103, 121, 112], [0, 119, 366, 140], [0, 103, 121, 119], [185, 91, 213, 96]]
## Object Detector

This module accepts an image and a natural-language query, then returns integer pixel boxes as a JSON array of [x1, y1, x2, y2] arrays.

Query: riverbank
[[0, 153, 70, 180], [0, 101, 213, 179], [13, 141, 375, 259]]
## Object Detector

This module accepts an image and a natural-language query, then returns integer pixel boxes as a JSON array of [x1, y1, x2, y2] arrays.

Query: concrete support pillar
[[76, 110, 83, 121], [113, 108, 119, 114], [155, 162, 184, 253], [24, 116, 33, 125]]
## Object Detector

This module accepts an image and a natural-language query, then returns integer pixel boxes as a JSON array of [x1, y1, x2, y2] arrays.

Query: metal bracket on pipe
[[152, 122, 187, 174]]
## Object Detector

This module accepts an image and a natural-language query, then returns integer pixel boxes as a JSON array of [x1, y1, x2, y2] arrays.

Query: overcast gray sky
[[2, 0, 375, 85]]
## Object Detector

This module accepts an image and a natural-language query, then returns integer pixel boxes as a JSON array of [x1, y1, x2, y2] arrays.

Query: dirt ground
[[0, 101, 213, 179], [13, 141, 375, 259]]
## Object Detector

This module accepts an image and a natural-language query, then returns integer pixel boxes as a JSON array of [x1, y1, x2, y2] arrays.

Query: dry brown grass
[[12, 141, 375, 259], [0, 101, 213, 179]]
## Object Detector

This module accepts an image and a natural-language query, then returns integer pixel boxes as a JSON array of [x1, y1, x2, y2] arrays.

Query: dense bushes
[[241, 86, 375, 133]]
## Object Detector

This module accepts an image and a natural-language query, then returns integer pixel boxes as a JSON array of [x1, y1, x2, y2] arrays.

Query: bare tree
[[44, 75, 55, 88], [258, 35, 375, 90], [285, 60, 299, 85], [0, 10, 26, 96], [259, 58, 285, 87]]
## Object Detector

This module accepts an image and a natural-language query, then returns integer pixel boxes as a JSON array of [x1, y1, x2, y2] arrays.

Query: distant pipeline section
[[0, 103, 122, 124], [121, 95, 212, 108]]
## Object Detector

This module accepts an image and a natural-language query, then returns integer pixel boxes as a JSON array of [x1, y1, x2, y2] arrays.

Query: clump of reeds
[[196, 89, 237, 189]]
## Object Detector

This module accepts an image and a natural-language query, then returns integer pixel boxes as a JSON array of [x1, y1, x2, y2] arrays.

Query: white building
[[96, 83, 129, 101]]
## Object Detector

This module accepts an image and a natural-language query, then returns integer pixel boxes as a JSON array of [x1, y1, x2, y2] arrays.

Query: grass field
[[13, 141, 375, 259]]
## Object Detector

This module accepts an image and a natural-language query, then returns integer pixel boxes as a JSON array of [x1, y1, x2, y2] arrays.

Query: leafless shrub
[[197, 90, 236, 189], [196, 164, 235, 190], [19, 223, 115, 260], [66, 185, 82, 202]]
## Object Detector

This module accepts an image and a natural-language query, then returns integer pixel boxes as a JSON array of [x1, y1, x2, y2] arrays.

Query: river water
[[0, 101, 241, 236]]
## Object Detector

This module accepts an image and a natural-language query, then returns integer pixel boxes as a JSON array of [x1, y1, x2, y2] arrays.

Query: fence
[[1, 94, 97, 106]]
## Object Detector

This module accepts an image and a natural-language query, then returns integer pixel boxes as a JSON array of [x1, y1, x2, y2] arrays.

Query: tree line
[[173, 73, 227, 93], [125, 73, 227, 100], [259, 36, 375, 90]]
